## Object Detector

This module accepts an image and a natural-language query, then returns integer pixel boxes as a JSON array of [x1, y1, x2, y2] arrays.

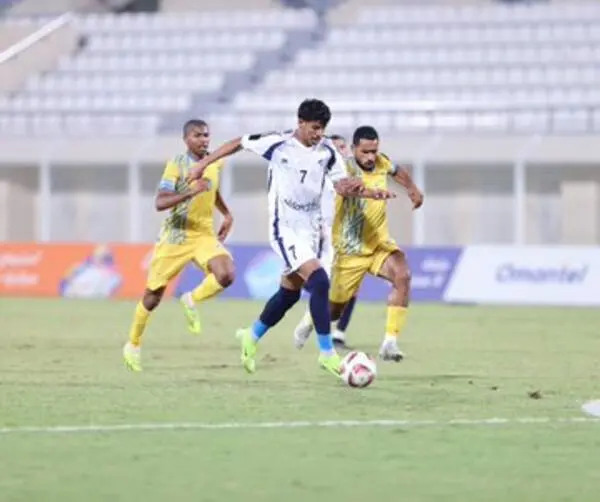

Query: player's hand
[[217, 213, 233, 242], [368, 188, 396, 200], [188, 160, 211, 181], [190, 178, 212, 194], [408, 187, 424, 209], [334, 177, 363, 196]]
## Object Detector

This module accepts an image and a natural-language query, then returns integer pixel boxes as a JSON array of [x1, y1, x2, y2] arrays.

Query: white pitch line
[[0, 417, 598, 436]]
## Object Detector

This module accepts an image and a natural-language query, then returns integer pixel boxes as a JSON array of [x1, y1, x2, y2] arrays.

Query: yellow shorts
[[146, 237, 230, 291], [330, 244, 398, 304]]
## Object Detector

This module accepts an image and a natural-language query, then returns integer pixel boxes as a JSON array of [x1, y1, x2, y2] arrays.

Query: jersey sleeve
[[157, 160, 179, 192], [241, 132, 285, 160], [325, 142, 349, 183], [380, 152, 398, 175]]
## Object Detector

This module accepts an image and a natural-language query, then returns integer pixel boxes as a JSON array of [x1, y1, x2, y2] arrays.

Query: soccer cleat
[[332, 330, 352, 350], [237, 328, 257, 374], [180, 294, 201, 335], [318, 352, 343, 377], [123, 342, 142, 372], [293, 321, 313, 350], [379, 339, 405, 362]]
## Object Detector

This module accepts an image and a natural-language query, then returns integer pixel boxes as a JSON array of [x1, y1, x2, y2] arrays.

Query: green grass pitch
[[1, 298, 599, 501]]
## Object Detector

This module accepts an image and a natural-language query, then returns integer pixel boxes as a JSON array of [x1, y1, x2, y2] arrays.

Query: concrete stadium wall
[[0, 134, 599, 245]]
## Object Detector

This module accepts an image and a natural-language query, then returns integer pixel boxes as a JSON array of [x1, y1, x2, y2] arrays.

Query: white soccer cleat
[[293, 318, 313, 350], [332, 329, 352, 349], [378, 339, 405, 362]]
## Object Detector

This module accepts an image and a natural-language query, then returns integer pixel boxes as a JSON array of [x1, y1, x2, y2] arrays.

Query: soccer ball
[[340, 351, 377, 388]]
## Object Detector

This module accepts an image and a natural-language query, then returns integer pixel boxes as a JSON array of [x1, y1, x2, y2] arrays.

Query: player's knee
[[304, 268, 330, 295], [214, 267, 235, 288], [143, 288, 164, 311]]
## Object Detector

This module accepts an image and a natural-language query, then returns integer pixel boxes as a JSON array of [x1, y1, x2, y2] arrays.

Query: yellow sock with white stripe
[[385, 306, 408, 342], [128, 301, 150, 347]]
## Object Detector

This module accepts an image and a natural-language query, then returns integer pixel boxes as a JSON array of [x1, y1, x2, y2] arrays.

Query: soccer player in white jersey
[[188, 99, 394, 378], [293, 134, 358, 349]]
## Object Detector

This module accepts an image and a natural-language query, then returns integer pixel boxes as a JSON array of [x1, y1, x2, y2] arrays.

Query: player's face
[[298, 120, 325, 147], [185, 125, 210, 157], [352, 139, 379, 170], [332, 138, 350, 158]]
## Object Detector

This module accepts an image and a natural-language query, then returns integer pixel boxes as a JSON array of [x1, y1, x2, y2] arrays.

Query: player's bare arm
[[188, 138, 243, 180], [333, 178, 396, 200], [215, 189, 234, 242], [392, 165, 424, 209], [154, 178, 211, 211]]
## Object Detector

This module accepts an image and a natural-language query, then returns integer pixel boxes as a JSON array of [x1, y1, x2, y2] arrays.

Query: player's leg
[[180, 241, 234, 335], [295, 258, 344, 376], [240, 231, 340, 376], [123, 244, 190, 371], [293, 232, 332, 347], [238, 272, 303, 373], [334, 294, 357, 347], [124, 287, 165, 370], [374, 249, 411, 362], [328, 254, 368, 347]]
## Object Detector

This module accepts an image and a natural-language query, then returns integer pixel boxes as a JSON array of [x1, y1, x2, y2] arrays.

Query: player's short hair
[[352, 125, 379, 145], [183, 119, 208, 136], [297, 99, 331, 127], [329, 134, 346, 142]]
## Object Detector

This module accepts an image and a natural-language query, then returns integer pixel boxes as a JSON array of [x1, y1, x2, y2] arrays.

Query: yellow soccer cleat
[[123, 342, 142, 372], [318, 352, 343, 378], [237, 328, 257, 374], [180, 295, 201, 335]]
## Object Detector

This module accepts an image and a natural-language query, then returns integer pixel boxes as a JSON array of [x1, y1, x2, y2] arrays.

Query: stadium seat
[[2, 4, 600, 135]]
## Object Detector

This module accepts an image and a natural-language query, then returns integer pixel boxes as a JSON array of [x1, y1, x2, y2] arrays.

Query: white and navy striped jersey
[[241, 131, 348, 235]]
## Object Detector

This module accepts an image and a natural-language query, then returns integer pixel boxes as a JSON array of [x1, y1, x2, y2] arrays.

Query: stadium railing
[[0, 13, 77, 93]]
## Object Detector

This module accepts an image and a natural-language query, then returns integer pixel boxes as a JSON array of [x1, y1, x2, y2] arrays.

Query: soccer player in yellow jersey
[[123, 119, 235, 372], [296, 125, 423, 361]]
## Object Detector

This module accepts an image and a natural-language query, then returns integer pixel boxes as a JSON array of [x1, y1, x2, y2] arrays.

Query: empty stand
[[227, 3, 600, 134], [0, 9, 317, 136], [2, 4, 600, 136]]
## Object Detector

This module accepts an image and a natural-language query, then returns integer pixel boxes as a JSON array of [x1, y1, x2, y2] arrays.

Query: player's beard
[[355, 158, 375, 171], [194, 148, 209, 158]]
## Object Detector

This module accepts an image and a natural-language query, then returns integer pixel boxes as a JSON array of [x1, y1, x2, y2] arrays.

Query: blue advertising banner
[[174, 245, 462, 302]]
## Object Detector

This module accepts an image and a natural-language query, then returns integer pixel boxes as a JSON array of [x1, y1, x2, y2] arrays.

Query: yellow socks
[[128, 301, 150, 347], [191, 273, 224, 304], [385, 305, 408, 340]]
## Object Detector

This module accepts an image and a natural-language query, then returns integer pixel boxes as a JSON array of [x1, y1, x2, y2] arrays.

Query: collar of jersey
[[291, 134, 320, 151], [186, 151, 205, 162]]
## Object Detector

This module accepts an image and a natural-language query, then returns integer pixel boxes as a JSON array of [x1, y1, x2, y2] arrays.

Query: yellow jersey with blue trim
[[157, 152, 224, 244], [332, 153, 397, 256]]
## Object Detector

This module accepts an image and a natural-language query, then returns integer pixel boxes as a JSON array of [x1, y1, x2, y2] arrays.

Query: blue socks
[[250, 268, 334, 355], [336, 295, 356, 332], [304, 268, 334, 354], [251, 320, 269, 342], [251, 287, 300, 341]]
